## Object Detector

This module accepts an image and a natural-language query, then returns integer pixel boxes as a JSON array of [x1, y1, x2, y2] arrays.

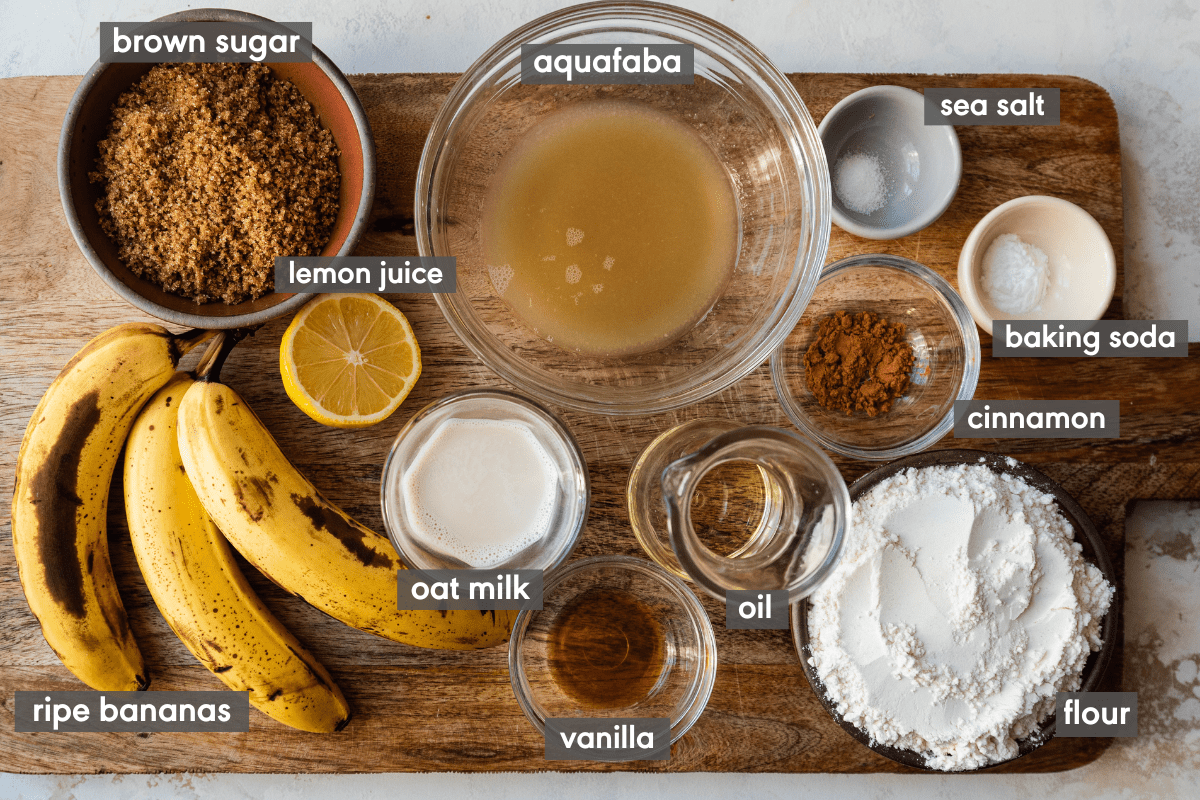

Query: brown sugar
[[90, 63, 340, 304], [803, 310, 915, 417]]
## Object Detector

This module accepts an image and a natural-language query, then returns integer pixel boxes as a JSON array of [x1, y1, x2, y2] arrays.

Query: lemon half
[[280, 294, 422, 428]]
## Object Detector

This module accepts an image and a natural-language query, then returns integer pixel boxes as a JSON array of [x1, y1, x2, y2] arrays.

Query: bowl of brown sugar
[[58, 9, 375, 328], [771, 254, 980, 460]]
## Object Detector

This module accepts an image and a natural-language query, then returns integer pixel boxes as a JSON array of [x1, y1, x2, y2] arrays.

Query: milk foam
[[401, 418, 559, 568]]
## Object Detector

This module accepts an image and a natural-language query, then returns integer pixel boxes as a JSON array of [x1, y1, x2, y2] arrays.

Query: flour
[[807, 464, 1113, 771]]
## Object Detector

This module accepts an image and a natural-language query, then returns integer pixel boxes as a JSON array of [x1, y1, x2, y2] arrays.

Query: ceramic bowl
[[819, 85, 961, 240], [957, 195, 1117, 336], [770, 254, 980, 461], [792, 449, 1119, 772], [58, 8, 375, 329]]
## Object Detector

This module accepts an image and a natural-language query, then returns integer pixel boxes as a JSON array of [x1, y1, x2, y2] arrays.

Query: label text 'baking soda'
[[992, 320, 1188, 357]]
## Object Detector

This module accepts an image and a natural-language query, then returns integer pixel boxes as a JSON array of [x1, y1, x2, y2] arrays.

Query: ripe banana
[[11, 323, 211, 690], [176, 334, 516, 650], [125, 373, 350, 732]]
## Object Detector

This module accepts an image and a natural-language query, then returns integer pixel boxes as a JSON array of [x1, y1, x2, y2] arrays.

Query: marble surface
[[2, 0, 1199, 797]]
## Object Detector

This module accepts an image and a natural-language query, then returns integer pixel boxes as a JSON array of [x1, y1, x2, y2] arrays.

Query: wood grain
[[0, 72, 1193, 774]]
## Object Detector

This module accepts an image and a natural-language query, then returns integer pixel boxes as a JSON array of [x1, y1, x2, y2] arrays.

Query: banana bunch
[[13, 323, 514, 728], [177, 333, 518, 650], [11, 323, 210, 691], [125, 373, 350, 733]]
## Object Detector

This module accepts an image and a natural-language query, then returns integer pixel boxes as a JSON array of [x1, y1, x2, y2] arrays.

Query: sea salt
[[834, 152, 888, 215]]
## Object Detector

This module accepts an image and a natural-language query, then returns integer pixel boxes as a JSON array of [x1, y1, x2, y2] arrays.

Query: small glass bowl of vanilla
[[380, 389, 589, 573]]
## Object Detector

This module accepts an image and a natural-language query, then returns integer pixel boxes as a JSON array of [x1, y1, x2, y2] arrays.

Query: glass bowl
[[770, 254, 979, 460], [509, 555, 718, 743], [791, 450, 1119, 771], [416, 1, 831, 415], [380, 389, 589, 573]]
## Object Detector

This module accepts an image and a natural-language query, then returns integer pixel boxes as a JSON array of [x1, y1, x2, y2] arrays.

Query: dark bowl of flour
[[792, 449, 1118, 772], [58, 8, 375, 328]]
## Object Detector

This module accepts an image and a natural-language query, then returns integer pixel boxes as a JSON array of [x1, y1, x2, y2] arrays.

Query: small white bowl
[[819, 85, 961, 240], [957, 196, 1117, 335]]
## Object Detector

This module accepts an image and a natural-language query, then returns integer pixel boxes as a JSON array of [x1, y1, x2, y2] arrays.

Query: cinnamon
[[803, 310, 914, 417]]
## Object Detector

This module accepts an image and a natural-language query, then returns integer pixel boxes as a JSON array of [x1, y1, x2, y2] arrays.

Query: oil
[[689, 460, 771, 558], [481, 100, 738, 357], [547, 588, 666, 709]]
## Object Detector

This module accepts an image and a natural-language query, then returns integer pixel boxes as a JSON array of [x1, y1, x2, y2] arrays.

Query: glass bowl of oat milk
[[381, 389, 589, 573]]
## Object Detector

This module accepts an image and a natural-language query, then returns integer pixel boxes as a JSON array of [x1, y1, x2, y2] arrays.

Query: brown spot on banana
[[247, 475, 275, 504], [28, 391, 102, 618], [291, 494, 395, 569], [232, 481, 266, 522]]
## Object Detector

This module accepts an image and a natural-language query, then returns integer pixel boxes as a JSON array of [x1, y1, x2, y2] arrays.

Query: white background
[[3, 1, 1199, 797]]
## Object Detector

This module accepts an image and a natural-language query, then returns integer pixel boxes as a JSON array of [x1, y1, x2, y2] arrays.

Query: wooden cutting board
[[1, 72, 1196, 774]]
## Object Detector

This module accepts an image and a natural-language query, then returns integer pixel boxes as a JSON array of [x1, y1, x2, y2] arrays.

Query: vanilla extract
[[547, 588, 666, 709]]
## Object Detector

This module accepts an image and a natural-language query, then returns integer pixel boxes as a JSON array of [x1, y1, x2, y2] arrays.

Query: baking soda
[[981, 233, 1050, 314]]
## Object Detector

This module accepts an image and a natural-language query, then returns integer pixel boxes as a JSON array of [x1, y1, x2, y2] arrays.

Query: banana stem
[[174, 328, 218, 355], [195, 327, 257, 383]]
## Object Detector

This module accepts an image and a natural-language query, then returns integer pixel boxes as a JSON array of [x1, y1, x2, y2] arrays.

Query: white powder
[[981, 233, 1050, 313], [834, 152, 888, 215], [807, 464, 1113, 771]]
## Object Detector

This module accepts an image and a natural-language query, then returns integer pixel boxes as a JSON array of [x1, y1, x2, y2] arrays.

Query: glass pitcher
[[627, 420, 849, 601]]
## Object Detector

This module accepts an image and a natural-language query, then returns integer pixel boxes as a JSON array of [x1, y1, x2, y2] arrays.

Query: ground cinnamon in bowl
[[90, 62, 340, 304], [803, 310, 914, 416]]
